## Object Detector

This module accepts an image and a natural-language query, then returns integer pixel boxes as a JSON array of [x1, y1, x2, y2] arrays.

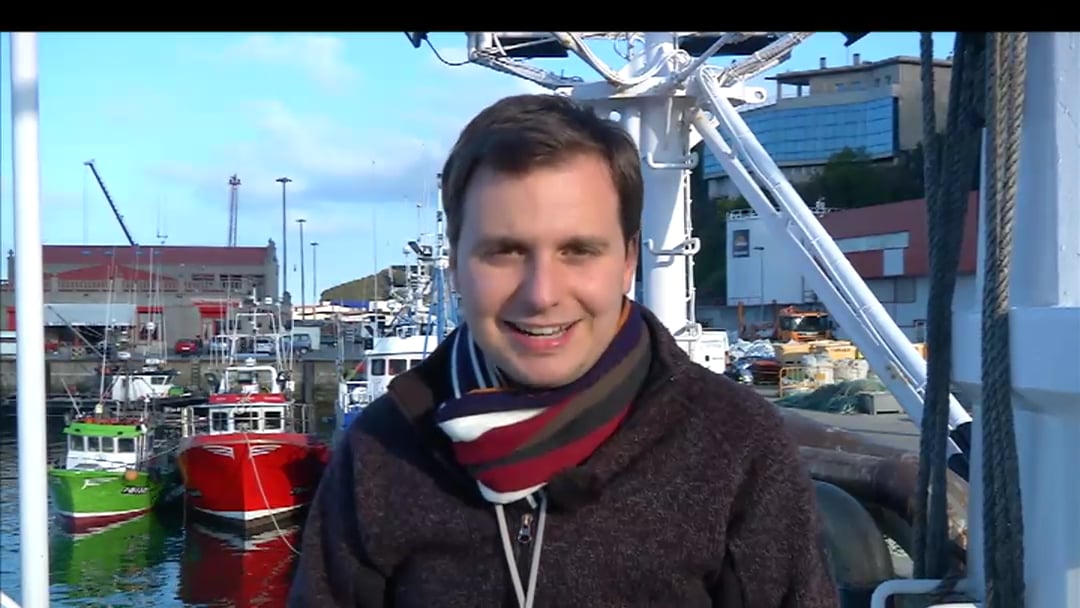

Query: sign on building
[[732, 229, 750, 258]]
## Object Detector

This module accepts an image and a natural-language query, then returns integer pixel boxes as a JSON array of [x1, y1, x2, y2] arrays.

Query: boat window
[[101, 437, 115, 452], [389, 358, 408, 375], [370, 358, 386, 376], [151, 376, 168, 385], [234, 411, 259, 431], [118, 438, 136, 453], [69, 435, 83, 450], [264, 410, 283, 430], [211, 411, 229, 431], [409, 359, 422, 369], [87, 436, 100, 451]]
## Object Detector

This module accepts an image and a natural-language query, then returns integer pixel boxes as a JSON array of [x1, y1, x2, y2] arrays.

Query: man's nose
[[518, 255, 561, 311]]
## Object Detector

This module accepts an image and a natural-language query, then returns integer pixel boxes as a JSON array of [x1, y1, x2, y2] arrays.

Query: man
[[288, 94, 837, 607]]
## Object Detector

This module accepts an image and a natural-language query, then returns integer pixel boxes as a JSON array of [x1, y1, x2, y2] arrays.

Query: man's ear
[[623, 232, 640, 295]]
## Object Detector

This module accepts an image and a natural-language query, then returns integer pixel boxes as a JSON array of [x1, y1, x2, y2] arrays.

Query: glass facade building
[[702, 96, 899, 179]]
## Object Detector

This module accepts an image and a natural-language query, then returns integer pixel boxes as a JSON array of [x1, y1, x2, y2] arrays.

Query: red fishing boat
[[177, 359, 329, 533]]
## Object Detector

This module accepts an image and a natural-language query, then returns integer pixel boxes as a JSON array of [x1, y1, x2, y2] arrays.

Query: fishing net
[[774, 378, 886, 414]]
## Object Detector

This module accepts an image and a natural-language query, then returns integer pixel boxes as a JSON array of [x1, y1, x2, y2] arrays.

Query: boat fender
[[813, 480, 896, 607], [123, 469, 139, 482]]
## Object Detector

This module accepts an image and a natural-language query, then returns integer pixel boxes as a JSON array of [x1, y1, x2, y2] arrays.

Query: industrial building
[[701, 54, 954, 199], [1, 242, 279, 351], [698, 191, 979, 341]]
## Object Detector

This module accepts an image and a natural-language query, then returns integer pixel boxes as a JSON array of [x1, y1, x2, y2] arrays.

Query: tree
[[689, 145, 946, 298]]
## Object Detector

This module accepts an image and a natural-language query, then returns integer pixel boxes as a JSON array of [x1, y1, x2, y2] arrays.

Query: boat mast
[[7, 31, 50, 608]]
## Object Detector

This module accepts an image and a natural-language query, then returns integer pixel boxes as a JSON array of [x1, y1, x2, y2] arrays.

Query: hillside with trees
[[320, 266, 411, 303]]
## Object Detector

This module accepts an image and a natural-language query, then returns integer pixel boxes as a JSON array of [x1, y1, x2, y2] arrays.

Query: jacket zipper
[[504, 502, 538, 607], [514, 509, 535, 582]]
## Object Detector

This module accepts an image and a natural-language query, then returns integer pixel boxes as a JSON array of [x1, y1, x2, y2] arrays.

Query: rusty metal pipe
[[780, 410, 969, 568]]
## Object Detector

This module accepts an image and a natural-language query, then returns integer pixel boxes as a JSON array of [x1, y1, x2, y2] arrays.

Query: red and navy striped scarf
[[435, 299, 652, 504]]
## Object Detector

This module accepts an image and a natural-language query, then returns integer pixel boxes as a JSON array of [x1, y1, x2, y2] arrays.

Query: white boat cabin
[[363, 332, 439, 402], [199, 399, 289, 435], [63, 422, 148, 472], [216, 360, 284, 395], [182, 359, 296, 436], [107, 366, 179, 402]]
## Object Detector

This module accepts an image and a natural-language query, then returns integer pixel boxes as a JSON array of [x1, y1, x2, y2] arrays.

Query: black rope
[[913, 31, 986, 583], [981, 31, 1027, 608]]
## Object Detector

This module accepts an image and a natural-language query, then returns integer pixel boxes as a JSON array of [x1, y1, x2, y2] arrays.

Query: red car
[[174, 338, 200, 356]]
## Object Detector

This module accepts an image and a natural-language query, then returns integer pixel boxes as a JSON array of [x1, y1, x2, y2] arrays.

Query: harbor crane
[[83, 159, 137, 247]]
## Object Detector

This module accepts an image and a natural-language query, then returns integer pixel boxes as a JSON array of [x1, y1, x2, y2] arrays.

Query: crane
[[83, 159, 137, 247], [227, 174, 241, 247]]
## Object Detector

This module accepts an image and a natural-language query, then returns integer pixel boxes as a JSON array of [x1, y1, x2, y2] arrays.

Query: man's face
[[450, 153, 637, 389]]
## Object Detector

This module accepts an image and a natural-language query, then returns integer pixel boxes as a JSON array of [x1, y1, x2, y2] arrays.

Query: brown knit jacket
[[288, 309, 839, 607]]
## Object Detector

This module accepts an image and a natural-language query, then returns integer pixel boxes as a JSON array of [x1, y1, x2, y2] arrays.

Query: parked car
[[174, 338, 200, 356]]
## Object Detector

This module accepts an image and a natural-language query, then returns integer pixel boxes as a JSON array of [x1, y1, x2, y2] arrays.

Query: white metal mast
[[6, 31, 50, 608]]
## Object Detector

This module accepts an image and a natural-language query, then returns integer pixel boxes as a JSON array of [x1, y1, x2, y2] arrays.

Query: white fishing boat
[[333, 208, 457, 440]]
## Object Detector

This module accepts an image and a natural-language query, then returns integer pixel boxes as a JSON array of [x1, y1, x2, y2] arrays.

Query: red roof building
[[2, 242, 279, 338]]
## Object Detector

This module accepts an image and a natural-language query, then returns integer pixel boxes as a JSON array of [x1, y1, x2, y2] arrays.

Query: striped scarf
[[435, 299, 652, 504]]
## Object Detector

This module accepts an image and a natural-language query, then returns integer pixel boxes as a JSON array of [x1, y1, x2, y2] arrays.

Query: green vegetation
[[689, 140, 976, 299], [320, 266, 410, 302]]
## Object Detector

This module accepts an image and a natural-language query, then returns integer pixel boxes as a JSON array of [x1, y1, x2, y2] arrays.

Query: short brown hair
[[441, 94, 642, 247]]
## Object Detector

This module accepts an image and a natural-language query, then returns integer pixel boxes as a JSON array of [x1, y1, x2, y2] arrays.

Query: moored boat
[[48, 412, 182, 533], [177, 360, 328, 533]]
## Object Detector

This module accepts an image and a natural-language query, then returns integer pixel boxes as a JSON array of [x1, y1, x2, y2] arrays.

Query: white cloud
[[221, 34, 358, 93], [143, 37, 571, 259]]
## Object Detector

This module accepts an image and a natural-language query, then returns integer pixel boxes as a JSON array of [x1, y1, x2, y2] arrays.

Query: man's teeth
[[511, 322, 572, 336]]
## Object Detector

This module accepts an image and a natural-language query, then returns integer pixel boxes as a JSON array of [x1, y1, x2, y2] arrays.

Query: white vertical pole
[[620, 108, 641, 301], [638, 32, 691, 336], [9, 31, 51, 608]]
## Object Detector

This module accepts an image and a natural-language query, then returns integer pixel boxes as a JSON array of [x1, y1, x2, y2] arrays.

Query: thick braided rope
[[913, 31, 985, 583], [981, 31, 1027, 608]]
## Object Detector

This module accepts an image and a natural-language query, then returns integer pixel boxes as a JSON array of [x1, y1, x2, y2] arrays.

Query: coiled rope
[[980, 31, 1027, 608]]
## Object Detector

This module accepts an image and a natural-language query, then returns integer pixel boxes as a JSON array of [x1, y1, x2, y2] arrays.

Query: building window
[[894, 277, 917, 303], [219, 274, 243, 290], [701, 96, 898, 179]]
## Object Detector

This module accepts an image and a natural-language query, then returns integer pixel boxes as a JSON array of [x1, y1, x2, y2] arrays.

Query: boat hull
[[177, 432, 328, 533], [47, 468, 179, 533]]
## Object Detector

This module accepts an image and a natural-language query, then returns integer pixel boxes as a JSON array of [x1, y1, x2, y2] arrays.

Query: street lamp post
[[311, 241, 319, 305], [275, 177, 292, 300], [297, 218, 307, 319]]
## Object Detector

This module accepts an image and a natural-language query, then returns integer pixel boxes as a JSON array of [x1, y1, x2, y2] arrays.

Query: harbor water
[[0, 414, 302, 607]]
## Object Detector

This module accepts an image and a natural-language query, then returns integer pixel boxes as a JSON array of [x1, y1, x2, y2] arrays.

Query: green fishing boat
[[48, 412, 183, 533]]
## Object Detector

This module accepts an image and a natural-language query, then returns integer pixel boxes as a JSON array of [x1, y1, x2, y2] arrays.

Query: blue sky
[[0, 31, 955, 295]]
